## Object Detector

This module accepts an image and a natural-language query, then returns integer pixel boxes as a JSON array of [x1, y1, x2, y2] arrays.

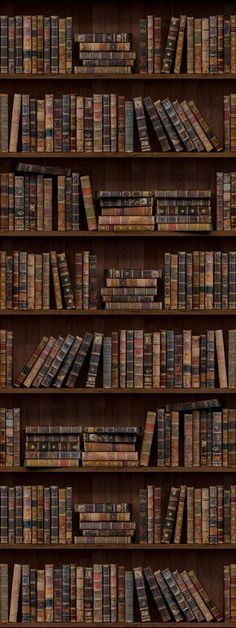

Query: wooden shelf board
[[1, 467, 234, 474], [1, 72, 236, 80], [0, 388, 234, 394], [0, 230, 234, 238], [0, 543, 234, 550], [0, 624, 233, 628], [0, 152, 234, 158], [0, 309, 236, 316]]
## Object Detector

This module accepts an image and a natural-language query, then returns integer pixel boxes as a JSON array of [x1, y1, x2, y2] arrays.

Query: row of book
[[1, 404, 236, 470], [0, 485, 72, 544], [216, 172, 236, 231], [2, 93, 222, 154], [102, 268, 162, 309], [140, 15, 236, 74], [0, 250, 97, 310], [11, 400, 236, 469], [139, 483, 236, 544], [155, 189, 212, 232], [0, 166, 96, 232], [12, 328, 235, 390], [74, 32, 136, 74], [1, 15, 236, 77], [2, 483, 235, 546], [5, 247, 236, 312], [2, 562, 221, 623], [0, 15, 72, 74], [5, 170, 236, 234], [164, 251, 236, 310], [75, 501, 136, 544], [140, 401, 236, 468]]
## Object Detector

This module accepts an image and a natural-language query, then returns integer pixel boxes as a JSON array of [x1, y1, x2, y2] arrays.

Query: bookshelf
[[1, 0, 236, 624]]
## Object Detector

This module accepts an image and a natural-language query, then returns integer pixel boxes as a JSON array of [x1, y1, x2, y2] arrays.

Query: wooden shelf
[[0, 309, 235, 316], [0, 543, 234, 550], [0, 624, 233, 628], [0, 387, 234, 394], [0, 151, 234, 158], [0, 230, 234, 237], [1, 72, 236, 80], [1, 467, 234, 474]]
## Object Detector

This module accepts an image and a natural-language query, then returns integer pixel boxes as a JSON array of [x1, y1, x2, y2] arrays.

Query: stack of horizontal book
[[164, 250, 236, 310], [101, 268, 162, 309], [140, 399, 236, 468], [74, 502, 136, 543], [24, 426, 81, 467], [0, 15, 73, 74], [216, 171, 236, 230], [96, 190, 155, 232], [4, 562, 222, 623], [74, 33, 136, 74], [0, 330, 13, 388], [0, 485, 72, 543], [155, 190, 212, 232], [224, 95, 236, 151], [0, 408, 20, 466], [81, 427, 140, 467], [224, 564, 236, 621]]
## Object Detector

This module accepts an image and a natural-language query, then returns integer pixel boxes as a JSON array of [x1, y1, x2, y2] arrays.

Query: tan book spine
[[174, 15, 187, 73], [194, 487, 202, 543], [215, 329, 227, 388], [230, 485, 236, 543], [171, 411, 179, 466], [202, 487, 209, 543], [187, 486, 194, 543], [76, 566, 84, 621], [174, 485, 186, 543], [76, 96, 84, 152], [231, 15, 236, 73], [27, 253, 35, 310], [147, 484, 154, 543], [43, 252, 50, 310], [37, 570, 45, 622], [140, 411, 156, 466], [187, 17, 194, 73], [0, 251, 6, 309], [23, 336, 56, 387], [37, 99, 45, 152], [9, 564, 21, 622], [9, 94, 21, 152], [152, 331, 160, 387], [34, 253, 43, 310], [202, 18, 209, 73], [50, 251, 63, 309]]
